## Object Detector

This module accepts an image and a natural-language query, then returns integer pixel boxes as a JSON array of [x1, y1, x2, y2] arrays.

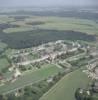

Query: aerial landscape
[[0, 0, 98, 100]]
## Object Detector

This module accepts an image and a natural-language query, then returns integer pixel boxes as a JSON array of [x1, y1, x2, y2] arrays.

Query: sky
[[0, 0, 97, 7]]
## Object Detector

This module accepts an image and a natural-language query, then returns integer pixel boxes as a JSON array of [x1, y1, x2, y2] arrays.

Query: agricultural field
[[0, 64, 63, 94], [0, 15, 97, 49], [1, 16, 98, 35], [40, 68, 91, 100]]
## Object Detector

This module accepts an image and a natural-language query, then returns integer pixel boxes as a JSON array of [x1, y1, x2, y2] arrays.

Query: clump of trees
[[75, 88, 92, 100], [0, 29, 95, 49]]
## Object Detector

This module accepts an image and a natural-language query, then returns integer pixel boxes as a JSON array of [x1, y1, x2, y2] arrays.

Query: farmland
[[0, 15, 97, 49], [0, 64, 63, 94], [40, 68, 91, 100], [2, 17, 98, 35]]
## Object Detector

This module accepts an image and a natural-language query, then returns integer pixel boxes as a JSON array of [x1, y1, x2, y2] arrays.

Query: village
[[0, 40, 87, 83], [0, 39, 98, 98]]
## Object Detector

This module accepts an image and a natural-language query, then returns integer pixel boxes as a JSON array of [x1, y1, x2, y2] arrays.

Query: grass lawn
[[40, 68, 91, 100], [0, 64, 63, 94]]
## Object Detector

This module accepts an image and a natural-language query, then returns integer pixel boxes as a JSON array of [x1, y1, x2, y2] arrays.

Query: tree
[[0, 94, 4, 100], [75, 88, 92, 100]]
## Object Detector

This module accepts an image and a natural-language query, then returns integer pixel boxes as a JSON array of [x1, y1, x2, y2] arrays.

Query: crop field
[[0, 64, 63, 94], [0, 16, 98, 35], [0, 15, 97, 49], [40, 68, 91, 100], [1, 16, 98, 35]]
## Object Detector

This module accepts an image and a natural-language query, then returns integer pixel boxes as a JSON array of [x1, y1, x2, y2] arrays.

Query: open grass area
[[0, 42, 8, 54], [40, 68, 91, 100], [3, 71, 14, 80], [0, 58, 10, 72], [0, 64, 63, 94], [92, 93, 98, 100], [0, 42, 7, 49]]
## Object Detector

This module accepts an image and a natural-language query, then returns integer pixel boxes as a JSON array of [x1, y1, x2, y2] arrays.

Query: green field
[[0, 42, 7, 49], [0, 42, 8, 54], [2, 17, 98, 35], [0, 64, 63, 94], [0, 15, 15, 24], [40, 68, 91, 100], [27, 52, 39, 60], [37, 17, 98, 35], [3, 27, 34, 33], [0, 58, 10, 72], [92, 93, 98, 100], [0, 16, 96, 49]]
